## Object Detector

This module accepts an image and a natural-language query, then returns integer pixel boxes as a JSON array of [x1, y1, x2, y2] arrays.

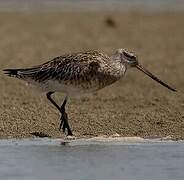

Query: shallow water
[[0, 138, 184, 180], [0, 0, 183, 11]]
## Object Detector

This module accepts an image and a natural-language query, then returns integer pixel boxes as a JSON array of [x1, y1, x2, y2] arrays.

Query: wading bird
[[3, 49, 176, 136]]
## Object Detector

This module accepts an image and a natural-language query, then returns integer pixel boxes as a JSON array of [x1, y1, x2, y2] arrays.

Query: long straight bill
[[136, 64, 177, 92]]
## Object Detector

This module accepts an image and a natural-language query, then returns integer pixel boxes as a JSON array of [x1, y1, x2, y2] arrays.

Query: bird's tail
[[3, 66, 41, 80], [3, 68, 22, 78]]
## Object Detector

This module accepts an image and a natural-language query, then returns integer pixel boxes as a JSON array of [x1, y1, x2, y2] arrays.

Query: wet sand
[[0, 11, 184, 139]]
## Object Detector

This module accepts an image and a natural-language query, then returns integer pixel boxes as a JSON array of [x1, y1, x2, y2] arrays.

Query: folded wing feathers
[[3, 52, 101, 83]]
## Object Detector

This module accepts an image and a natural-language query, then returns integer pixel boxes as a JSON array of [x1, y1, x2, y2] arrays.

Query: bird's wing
[[15, 51, 106, 83]]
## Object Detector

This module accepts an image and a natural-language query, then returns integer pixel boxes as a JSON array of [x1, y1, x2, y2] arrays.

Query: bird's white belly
[[27, 79, 89, 96]]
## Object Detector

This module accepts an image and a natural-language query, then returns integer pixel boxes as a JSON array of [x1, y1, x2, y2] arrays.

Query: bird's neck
[[110, 56, 127, 78]]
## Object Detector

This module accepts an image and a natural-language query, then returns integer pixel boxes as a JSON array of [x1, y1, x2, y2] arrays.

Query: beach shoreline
[[0, 11, 183, 139]]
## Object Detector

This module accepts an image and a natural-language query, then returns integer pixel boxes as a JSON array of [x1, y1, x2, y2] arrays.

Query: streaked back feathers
[[3, 50, 126, 93]]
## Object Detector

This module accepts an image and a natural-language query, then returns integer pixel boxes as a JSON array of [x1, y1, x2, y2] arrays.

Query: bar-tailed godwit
[[3, 49, 176, 136]]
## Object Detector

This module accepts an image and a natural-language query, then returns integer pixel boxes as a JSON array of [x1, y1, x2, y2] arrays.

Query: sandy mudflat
[[0, 11, 184, 139]]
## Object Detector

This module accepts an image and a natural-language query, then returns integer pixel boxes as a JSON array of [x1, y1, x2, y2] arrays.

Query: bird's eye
[[123, 51, 136, 60]]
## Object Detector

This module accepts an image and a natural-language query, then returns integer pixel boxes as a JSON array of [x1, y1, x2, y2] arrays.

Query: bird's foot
[[59, 111, 73, 136]]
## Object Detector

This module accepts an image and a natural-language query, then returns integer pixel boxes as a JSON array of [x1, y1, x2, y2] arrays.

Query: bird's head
[[115, 48, 138, 68], [113, 48, 176, 92]]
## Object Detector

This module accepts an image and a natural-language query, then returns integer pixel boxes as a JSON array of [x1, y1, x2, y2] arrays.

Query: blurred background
[[0, 0, 184, 139]]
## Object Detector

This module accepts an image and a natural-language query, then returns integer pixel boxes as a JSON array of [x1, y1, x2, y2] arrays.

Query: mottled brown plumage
[[4, 50, 126, 95], [3, 49, 176, 136]]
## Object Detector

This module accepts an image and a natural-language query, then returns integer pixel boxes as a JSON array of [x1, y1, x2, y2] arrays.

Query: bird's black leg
[[59, 96, 73, 136], [46, 92, 73, 136]]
